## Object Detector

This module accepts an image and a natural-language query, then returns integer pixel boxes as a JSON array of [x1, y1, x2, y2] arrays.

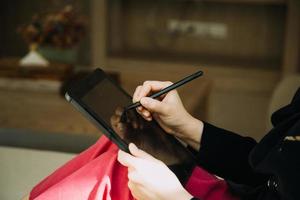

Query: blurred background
[[0, 0, 299, 199]]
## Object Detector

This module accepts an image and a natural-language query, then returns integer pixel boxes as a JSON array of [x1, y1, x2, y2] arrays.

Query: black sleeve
[[271, 88, 300, 126], [192, 122, 268, 186]]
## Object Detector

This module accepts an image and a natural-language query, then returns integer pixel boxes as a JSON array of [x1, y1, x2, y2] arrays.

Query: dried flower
[[18, 5, 86, 48]]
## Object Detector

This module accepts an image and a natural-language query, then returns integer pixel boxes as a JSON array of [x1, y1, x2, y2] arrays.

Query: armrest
[[0, 128, 99, 153]]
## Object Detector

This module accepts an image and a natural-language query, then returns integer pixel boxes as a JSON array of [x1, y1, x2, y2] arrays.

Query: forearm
[[176, 115, 203, 151], [176, 116, 264, 185], [194, 122, 268, 186]]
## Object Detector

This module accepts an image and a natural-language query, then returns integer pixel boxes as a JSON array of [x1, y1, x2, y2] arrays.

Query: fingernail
[[143, 110, 149, 117], [129, 143, 138, 151], [146, 117, 152, 121]]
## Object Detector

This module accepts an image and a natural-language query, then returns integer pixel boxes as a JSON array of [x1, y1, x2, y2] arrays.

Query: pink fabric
[[30, 136, 239, 200], [30, 136, 133, 200], [185, 167, 239, 200]]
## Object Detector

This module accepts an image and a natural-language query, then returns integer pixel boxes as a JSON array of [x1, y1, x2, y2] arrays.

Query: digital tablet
[[65, 68, 196, 183]]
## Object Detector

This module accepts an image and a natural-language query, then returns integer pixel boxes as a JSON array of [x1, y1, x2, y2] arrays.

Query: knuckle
[[133, 86, 142, 100], [165, 81, 173, 86], [143, 80, 150, 86], [143, 116, 150, 121], [136, 85, 142, 90], [134, 86, 142, 94]]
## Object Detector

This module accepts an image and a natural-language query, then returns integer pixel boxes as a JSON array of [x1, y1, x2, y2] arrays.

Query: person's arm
[[133, 80, 268, 186], [133, 81, 203, 149], [194, 122, 268, 186]]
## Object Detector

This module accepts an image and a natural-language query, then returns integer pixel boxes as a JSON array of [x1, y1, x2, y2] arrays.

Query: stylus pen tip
[[125, 101, 142, 111]]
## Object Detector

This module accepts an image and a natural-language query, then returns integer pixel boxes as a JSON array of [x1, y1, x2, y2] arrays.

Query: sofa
[[0, 129, 99, 200]]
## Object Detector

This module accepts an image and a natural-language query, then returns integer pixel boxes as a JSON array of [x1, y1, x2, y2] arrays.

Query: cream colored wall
[[210, 87, 273, 140], [207, 66, 280, 140]]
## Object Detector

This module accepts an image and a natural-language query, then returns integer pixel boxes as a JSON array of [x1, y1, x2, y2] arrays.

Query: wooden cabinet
[[91, 0, 299, 74]]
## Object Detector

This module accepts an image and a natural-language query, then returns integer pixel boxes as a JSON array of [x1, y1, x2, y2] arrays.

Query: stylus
[[124, 70, 203, 111]]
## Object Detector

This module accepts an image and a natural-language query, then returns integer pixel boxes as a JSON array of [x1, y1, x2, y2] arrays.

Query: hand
[[133, 81, 203, 149], [118, 143, 193, 200]]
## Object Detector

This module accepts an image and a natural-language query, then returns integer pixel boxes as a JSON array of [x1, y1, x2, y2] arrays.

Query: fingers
[[139, 109, 152, 121], [132, 81, 173, 120], [140, 97, 169, 115], [127, 180, 144, 199], [137, 81, 173, 102], [118, 144, 158, 168], [132, 86, 142, 103], [118, 149, 138, 169], [129, 143, 155, 161], [133, 85, 151, 119], [118, 147, 146, 186]]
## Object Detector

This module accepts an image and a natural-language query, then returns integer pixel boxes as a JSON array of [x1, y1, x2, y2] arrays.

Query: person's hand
[[133, 81, 203, 149], [118, 143, 193, 200]]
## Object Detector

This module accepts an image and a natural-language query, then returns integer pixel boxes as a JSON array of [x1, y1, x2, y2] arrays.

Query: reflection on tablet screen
[[81, 78, 194, 166]]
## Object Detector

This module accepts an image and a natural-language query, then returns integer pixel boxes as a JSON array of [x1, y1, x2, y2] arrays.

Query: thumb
[[140, 97, 168, 115], [129, 143, 155, 161]]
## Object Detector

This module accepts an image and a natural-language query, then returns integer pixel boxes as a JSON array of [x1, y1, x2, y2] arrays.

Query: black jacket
[[192, 88, 300, 200]]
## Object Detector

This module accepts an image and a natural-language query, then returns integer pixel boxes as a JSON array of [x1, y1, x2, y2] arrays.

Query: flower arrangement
[[18, 5, 86, 49]]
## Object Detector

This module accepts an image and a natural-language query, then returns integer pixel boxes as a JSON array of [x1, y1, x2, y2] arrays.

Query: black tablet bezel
[[65, 68, 197, 184], [65, 68, 130, 152]]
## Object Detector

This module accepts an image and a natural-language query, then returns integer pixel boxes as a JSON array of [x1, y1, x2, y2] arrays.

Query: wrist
[[179, 188, 193, 200], [180, 115, 203, 150], [165, 188, 193, 200], [188, 117, 203, 143]]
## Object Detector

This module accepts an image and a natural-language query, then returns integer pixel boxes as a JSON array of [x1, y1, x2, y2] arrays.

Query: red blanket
[[30, 136, 238, 200]]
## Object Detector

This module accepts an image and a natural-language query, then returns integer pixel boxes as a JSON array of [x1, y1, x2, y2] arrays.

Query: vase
[[19, 44, 49, 67], [37, 46, 77, 64]]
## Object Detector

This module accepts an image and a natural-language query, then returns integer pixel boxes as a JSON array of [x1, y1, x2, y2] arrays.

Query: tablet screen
[[81, 77, 196, 166]]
